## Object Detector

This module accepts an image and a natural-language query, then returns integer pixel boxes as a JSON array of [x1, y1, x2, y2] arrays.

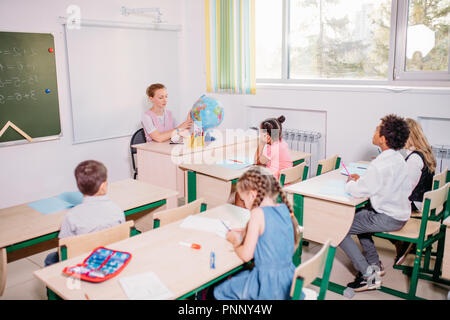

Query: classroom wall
[[180, 0, 450, 168], [0, 0, 186, 208]]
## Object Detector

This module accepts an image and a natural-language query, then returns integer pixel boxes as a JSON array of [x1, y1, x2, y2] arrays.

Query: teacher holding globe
[[141, 83, 192, 143]]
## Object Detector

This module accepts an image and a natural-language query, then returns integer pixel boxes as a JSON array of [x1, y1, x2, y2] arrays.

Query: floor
[[1, 199, 449, 300]]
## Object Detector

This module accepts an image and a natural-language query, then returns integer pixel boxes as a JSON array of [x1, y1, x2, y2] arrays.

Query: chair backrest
[[134, 198, 207, 232], [316, 155, 341, 176], [0, 248, 6, 296], [58, 221, 134, 261], [290, 240, 334, 300], [433, 168, 449, 190], [280, 162, 309, 187], [421, 182, 449, 223], [130, 128, 146, 179]]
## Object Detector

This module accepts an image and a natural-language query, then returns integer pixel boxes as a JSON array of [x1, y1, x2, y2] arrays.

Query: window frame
[[256, 0, 450, 85]]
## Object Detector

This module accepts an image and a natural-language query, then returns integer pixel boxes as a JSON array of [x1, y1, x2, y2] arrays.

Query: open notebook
[[340, 162, 369, 176]]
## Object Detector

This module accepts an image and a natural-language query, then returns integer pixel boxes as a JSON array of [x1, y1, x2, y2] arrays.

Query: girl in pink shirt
[[255, 115, 293, 179]]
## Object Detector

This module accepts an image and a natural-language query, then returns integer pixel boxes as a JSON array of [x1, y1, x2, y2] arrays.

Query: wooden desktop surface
[[180, 150, 312, 182], [284, 169, 368, 246], [0, 179, 178, 249], [33, 204, 250, 300]]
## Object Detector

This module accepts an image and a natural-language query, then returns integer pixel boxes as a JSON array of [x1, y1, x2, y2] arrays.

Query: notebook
[[28, 191, 83, 215]]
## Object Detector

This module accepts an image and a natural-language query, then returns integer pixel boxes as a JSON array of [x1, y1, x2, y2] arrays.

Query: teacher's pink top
[[142, 109, 175, 142], [263, 139, 293, 179]]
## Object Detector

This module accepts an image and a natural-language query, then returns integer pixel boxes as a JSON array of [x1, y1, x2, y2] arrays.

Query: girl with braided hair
[[214, 166, 301, 300]]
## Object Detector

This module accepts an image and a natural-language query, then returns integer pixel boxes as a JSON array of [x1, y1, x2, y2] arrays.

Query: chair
[[0, 248, 6, 296], [373, 182, 450, 299], [134, 198, 207, 232], [316, 155, 341, 176], [411, 169, 448, 219], [433, 168, 449, 190], [290, 240, 335, 300], [58, 221, 135, 261], [130, 128, 146, 179], [280, 162, 309, 187]]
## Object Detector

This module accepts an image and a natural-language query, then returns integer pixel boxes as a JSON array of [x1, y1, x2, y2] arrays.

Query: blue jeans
[[339, 208, 406, 275], [44, 252, 59, 266]]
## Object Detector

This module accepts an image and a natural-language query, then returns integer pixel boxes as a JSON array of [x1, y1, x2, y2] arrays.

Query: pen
[[342, 163, 351, 176], [179, 241, 201, 250], [221, 220, 231, 231], [230, 159, 243, 163], [210, 251, 215, 269]]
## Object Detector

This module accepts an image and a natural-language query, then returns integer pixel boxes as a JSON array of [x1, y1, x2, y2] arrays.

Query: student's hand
[[226, 230, 244, 247], [347, 174, 360, 182]]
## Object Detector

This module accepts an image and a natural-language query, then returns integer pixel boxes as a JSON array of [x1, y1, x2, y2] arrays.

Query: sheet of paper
[[28, 197, 73, 215], [215, 159, 253, 170], [58, 191, 83, 206], [319, 180, 352, 198], [340, 162, 369, 176], [180, 215, 230, 238], [119, 272, 174, 300]]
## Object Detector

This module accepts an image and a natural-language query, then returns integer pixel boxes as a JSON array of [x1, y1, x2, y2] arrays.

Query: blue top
[[214, 204, 296, 300]]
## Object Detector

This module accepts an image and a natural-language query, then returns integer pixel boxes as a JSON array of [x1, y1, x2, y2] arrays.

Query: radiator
[[283, 128, 322, 178], [432, 145, 450, 173]]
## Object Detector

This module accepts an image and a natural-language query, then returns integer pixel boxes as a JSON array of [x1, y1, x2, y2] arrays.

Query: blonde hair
[[405, 118, 436, 173], [236, 166, 301, 250]]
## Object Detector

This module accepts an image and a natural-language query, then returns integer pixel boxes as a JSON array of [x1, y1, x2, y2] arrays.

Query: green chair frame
[[410, 169, 450, 276], [280, 162, 309, 187], [316, 155, 341, 176], [291, 240, 335, 300], [373, 182, 450, 300]]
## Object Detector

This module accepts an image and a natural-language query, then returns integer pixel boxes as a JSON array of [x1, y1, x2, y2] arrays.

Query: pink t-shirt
[[263, 139, 293, 178]]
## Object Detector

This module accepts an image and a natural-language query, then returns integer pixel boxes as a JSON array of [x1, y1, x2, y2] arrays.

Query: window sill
[[256, 82, 450, 95]]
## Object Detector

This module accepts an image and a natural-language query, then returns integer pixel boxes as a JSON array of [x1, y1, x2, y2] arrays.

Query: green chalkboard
[[0, 31, 61, 144]]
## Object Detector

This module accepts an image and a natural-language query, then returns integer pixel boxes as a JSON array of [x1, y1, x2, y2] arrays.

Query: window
[[256, 0, 450, 83]]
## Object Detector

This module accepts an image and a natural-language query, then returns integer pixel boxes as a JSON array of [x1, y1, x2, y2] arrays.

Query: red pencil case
[[62, 247, 132, 283]]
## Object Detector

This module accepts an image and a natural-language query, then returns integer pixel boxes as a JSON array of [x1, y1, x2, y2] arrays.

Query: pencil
[[342, 163, 351, 176]]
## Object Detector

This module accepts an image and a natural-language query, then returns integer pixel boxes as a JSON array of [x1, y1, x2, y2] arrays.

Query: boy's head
[[74, 160, 107, 196], [373, 114, 410, 151]]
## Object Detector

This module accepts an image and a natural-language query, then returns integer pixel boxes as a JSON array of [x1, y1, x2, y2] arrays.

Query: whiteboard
[[65, 24, 180, 143]]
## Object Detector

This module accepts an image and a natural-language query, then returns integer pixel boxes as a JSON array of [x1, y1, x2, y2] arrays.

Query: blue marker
[[45, 89, 51, 94], [210, 251, 215, 269]]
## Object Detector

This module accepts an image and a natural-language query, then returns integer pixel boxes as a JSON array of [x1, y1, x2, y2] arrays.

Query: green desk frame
[[186, 159, 306, 204]]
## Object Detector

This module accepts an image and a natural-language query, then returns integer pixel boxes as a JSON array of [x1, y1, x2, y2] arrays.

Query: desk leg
[[0, 248, 6, 296], [186, 170, 197, 203], [293, 194, 304, 266]]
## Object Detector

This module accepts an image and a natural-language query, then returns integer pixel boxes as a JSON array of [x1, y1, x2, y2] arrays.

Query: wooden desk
[[0, 179, 178, 261], [181, 150, 312, 208], [284, 169, 367, 248], [33, 204, 250, 300], [443, 217, 450, 280], [133, 131, 258, 203], [283, 169, 368, 296]]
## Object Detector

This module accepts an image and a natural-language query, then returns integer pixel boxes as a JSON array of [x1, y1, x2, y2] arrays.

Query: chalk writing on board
[[0, 47, 38, 57], [0, 75, 39, 88], [0, 90, 37, 104]]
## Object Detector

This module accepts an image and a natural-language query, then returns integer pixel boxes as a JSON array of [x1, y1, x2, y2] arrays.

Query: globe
[[190, 95, 224, 130]]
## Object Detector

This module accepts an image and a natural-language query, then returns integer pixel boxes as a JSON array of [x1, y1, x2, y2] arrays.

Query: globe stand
[[204, 129, 216, 142]]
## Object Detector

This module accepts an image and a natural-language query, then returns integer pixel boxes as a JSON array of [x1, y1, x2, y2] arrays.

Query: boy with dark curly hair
[[340, 114, 411, 292]]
